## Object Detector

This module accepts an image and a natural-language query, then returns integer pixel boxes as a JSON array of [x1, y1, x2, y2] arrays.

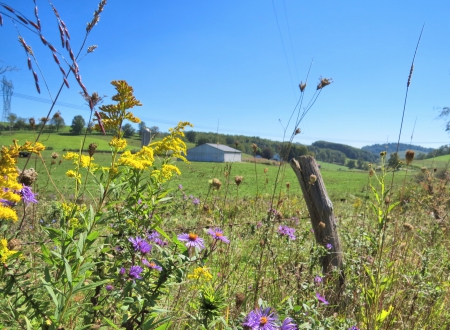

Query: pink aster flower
[[207, 227, 230, 243], [177, 233, 204, 250]]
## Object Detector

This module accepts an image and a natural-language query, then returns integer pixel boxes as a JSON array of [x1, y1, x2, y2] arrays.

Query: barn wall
[[223, 153, 241, 162], [187, 144, 225, 162]]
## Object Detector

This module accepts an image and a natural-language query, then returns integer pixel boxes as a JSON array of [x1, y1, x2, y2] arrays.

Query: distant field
[[3, 130, 414, 202], [414, 154, 450, 169]]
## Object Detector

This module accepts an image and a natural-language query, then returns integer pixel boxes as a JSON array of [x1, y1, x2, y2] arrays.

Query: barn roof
[[190, 143, 241, 153]]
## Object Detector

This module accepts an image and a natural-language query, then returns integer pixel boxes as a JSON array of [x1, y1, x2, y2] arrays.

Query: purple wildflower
[[316, 292, 329, 305], [129, 265, 143, 280], [105, 284, 114, 291], [326, 243, 333, 250], [0, 199, 15, 206], [138, 199, 142, 204], [243, 307, 278, 330], [192, 198, 200, 205], [280, 317, 298, 330], [142, 259, 162, 271], [119, 267, 126, 275], [189, 195, 194, 199], [278, 225, 296, 240], [314, 276, 323, 283], [177, 233, 204, 250], [148, 231, 168, 247], [348, 327, 360, 330], [207, 228, 230, 243], [178, 184, 183, 190], [20, 185, 38, 204], [128, 236, 152, 254], [257, 222, 263, 228]]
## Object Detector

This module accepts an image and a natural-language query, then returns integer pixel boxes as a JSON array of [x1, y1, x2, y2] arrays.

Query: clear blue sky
[[1, 1, 449, 148]]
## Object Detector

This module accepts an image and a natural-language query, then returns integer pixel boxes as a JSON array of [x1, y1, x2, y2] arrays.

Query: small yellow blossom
[[109, 137, 127, 151], [66, 170, 81, 183], [150, 121, 193, 162], [188, 266, 213, 282], [117, 146, 154, 170], [0, 239, 18, 263], [0, 206, 18, 222]]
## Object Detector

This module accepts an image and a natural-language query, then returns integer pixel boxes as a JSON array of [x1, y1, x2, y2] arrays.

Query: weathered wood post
[[290, 156, 344, 295]]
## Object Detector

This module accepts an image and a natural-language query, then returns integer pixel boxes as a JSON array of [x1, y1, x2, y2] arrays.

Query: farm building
[[187, 143, 242, 162]]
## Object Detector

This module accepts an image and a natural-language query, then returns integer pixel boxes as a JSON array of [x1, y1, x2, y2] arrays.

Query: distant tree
[[197, 137, 211, 146], [138, 121, 147, 136], [70, 115, 86, 135], [50, 111, 66, 132], [347, 159, 356, 169], [388, 153, 401, 169], [356, 157, 366, 169], [86, 121, 94, 134], [14, 117, 27, 130], [185, 131, 196, 143], [122, 123, 136, 138], [261, 147, 274, 159], [225, 136, 234, 145], [7, 113, 17, 130], [149, 126, 160, 137]]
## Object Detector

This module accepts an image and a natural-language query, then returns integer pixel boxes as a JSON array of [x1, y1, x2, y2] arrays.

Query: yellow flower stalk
[[0, 239, 17, 262], [188, 266, 213, 282]]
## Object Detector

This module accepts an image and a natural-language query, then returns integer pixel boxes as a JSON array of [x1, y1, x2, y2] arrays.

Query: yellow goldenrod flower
[[150, 121, 193, 163], [109, 137, 127, 151], [66, 170, 81, 183], [0, 206, 18, 222], [188, 266, 213, 282], [117, 146, 154, 170], [0, 239, 17, 262]]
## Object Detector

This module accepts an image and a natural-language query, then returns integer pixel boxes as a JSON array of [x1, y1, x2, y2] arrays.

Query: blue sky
[[1, 1, 449, 148]]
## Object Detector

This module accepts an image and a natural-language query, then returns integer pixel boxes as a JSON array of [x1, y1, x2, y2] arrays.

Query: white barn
[[187, 143, 242, 162]]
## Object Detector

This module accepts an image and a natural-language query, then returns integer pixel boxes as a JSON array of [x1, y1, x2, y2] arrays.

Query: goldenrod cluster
[[152, 164, 181, 183], [0, 239, 17, 263], [150, 121, 193, 162], [0, 140, 44, 222], [109, 137, 127, 151], [94, 80, 141, 133], [188, 266, 213, 282], [63, 152, 94, 168], [117, 146, 154, 170]]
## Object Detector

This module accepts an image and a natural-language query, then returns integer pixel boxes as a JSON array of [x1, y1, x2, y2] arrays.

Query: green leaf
[[72, 279, 109, 295], [63, 256, 72, 286], [103, 317, 120, 329], [377, 305, 394, 323], [86, 231, 100, 241], [41, 278, 60, 318], [387, 201, 400, 214]]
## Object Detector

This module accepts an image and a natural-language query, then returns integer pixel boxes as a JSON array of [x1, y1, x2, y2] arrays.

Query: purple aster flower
[[316, 292, 329, 305], [178, 184, 183, 190], [129, 265, 143, 280], [348, 327, 360, 330], [105, 284, 114, 291], [142, 259, 162, 271], [177, 233, 204, 250], [189, 195, 194, 199], [243, 307, 278, 330], [192, 198, 200, 205], [183, 194, 188, 200], [128, 236, 152, 254], [0, 199, 15, 207], [314, 276, 323, 283], [278, 225, 296, 240], [280, 317, 298, 330], [207, 227, 230, 243], [20, 185, 38, 204], [119, 267, 126, 275], [148, 231, 168, 247], [257, 222, 262, 228], [138, 199, 142, 204], [326, 243, 333, 250]]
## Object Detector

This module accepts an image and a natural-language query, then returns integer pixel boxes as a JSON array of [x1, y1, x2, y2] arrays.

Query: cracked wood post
[[290, 156, 344, 294]]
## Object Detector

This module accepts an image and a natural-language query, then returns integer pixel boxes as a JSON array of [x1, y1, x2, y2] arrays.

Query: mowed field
[[2, 130, 417, 201]]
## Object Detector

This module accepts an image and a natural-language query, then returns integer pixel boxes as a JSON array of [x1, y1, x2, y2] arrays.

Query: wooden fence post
[[290, 156, 344, 295]]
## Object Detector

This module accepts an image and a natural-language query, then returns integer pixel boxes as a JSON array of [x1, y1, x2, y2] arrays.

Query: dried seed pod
[[234, 175, 243, 186], [63, 78, 69, 88], [35, 81, 40, 93], [16, 15, 28, 25], [252, 143, 257, 153], [295, 128, 301, 135], [380, 151, 387, 157], [7, 239, 21, 250], [27, 58, 32, 70], [88, 143, 98, 157], [51, 152, 59, 159], [40, 34, 48, 46], [286, 182, 290, 189], [19, 168, 38, 186], [405, 150, 415, 165], [48, 44, 57, 53], [319, 221, 326, 229], [52, 53, 60, 65], [403, 223, 414, 231], [212, 178, 222, 190], [369, 169, 375, 177], [28, 20, 39, 30], [0, 13, 3, 26], [299, 82, 306, 92], [309, 174, 317, 184]]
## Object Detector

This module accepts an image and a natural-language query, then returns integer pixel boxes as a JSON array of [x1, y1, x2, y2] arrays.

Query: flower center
[[188, 233, 198, 241], [259, 316, 268, 325], [149, 262, 156, 267], [215, 232, 223, 237]]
